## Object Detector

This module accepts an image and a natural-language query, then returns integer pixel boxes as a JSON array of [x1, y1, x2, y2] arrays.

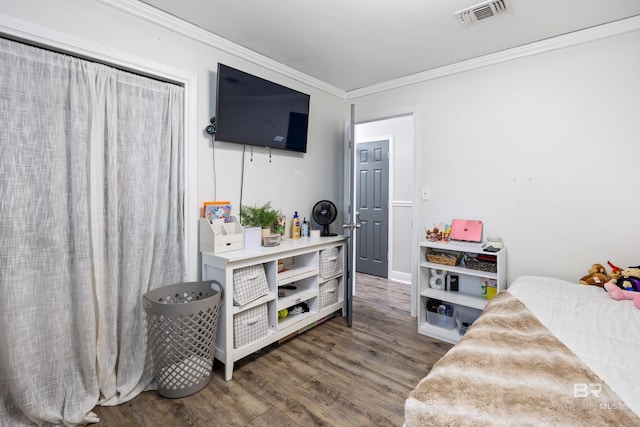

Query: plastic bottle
[[291, 211, 301, 239], [301, 217, 309, 237]]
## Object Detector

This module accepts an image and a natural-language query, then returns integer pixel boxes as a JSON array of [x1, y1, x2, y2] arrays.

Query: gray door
[[356, 140, 389, 277]]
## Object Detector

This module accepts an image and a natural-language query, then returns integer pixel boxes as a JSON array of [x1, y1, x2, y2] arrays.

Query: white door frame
[[354, 110, 418, 317]]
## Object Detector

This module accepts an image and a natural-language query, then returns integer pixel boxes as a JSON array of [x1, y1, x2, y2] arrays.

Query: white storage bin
[[232, 264, 269, 306], [319, 279, 339, 309], [244, 226, 262, 250], [427, 309, 456, 330], [233, 303, 268, 349], [319, 247, 342, 278]]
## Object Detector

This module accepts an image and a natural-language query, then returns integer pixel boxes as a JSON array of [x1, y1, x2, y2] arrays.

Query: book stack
[[474, 253, 497, 265]]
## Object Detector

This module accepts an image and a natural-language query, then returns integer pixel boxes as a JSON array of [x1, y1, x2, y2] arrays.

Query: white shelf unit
[[201, 235, 347, 381], [418, 240, 507, 344]]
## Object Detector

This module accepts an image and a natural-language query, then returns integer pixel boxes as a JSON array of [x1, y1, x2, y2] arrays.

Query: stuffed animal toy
[[616, 267, 640, 291], [604, 281, 640, 309], [579, 263, 608, 287], [607, 260, 622, 284]]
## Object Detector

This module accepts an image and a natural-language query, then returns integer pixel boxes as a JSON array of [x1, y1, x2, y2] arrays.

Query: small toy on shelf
[[425, 226, 440, 242], [445, 224, 451, 240], [425, 223, 451, 242]]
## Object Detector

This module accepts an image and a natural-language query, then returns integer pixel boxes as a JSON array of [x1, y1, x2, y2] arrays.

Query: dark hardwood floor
[[92, 273, 452, 426]]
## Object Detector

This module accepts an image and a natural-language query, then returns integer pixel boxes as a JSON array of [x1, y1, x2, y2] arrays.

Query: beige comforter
[[405, 291, 640, 426]]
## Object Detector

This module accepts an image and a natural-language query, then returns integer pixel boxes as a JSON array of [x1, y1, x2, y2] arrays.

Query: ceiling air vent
[[455, 0, 512, 26]]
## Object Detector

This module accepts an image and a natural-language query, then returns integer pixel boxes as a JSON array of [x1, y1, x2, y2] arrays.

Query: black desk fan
[[312, 200, 337, 236]]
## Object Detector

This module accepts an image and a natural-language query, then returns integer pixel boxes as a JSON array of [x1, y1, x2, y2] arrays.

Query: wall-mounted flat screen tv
[[215, 63, 310, 153]]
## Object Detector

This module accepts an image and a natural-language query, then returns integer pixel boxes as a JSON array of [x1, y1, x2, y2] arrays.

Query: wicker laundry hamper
[[143, 280, 222, 398]]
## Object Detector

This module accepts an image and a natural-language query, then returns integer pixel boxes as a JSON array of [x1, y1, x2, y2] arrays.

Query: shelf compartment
[[277, 309, 315, 330], [425, 247, 462, 266], [278, 265, 317, 285], [421, 261, 498, 280], [278, 250, 318, 284], [277, 290, 319, 329], [232, 292, 275, 315], [277, 274, 319, 330], [421, 288, 488, 311], [277, 288, 318, 311], [419, 321, 463, 345], [463, 253, 497, 273], [421, 299, 482, 342]]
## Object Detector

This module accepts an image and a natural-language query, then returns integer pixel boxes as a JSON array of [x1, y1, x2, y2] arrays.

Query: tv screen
[[215, 63, 310, 153]]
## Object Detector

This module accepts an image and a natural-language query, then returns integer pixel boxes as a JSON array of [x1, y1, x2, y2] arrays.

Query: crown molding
[[6, 1, 638, 102], [98, 0, 346, 99], [347, 14, 640, 99]]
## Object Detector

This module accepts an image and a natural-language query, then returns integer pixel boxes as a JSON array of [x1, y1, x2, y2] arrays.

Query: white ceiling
[[140, 0, 640, 92]]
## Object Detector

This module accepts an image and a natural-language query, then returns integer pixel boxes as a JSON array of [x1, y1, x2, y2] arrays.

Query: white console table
[[201, 235, 347, 380]]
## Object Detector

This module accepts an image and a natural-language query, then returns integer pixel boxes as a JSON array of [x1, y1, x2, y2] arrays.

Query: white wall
[[352, 28, 640, 284], [0, 0, 348, 280], [4, 2, 639, 286], [355, 115, 415, 283]]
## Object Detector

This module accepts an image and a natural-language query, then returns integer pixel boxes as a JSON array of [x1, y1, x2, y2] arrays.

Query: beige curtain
[[0, 37, 185, 426]]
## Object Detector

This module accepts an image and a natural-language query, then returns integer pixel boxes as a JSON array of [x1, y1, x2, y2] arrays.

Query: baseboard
[[389, 271, 411, 285]]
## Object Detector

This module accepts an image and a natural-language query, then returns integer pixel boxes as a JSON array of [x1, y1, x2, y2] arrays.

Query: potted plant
[[240, 202, 282, 245]]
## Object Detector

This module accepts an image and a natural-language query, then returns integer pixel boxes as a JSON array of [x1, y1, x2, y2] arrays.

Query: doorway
[[353, 114, 416, 314], [355, 139, 389, 277]]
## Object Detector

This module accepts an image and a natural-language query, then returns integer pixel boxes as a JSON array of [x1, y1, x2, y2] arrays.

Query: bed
[[405, 276, 640, 426]]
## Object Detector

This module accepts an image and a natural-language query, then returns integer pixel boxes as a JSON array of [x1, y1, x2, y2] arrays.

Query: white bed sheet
[[509, 276, 640, 417]]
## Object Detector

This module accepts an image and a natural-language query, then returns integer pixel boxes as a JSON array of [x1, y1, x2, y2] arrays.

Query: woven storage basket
[[233, 303, 268, 349], [232, 264, 269, 306], [425, 248, 462, 266], [464, 254, 497, 273], [143, 281, 222, 398], [319, 247, 342, 278], [319, 279, 339, 309]]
